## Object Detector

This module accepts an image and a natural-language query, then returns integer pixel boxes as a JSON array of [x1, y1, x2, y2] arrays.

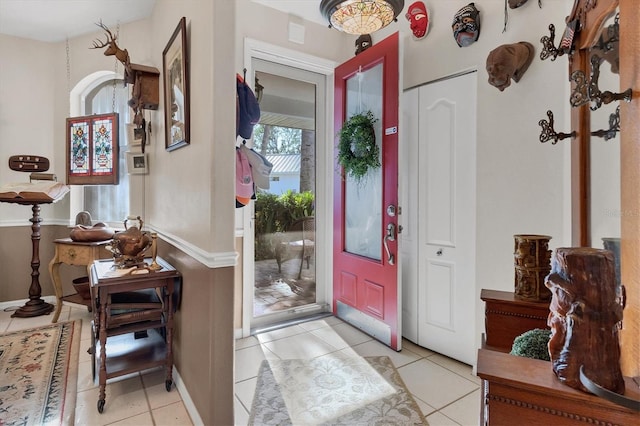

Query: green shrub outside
[[254, 190, 314, 260]]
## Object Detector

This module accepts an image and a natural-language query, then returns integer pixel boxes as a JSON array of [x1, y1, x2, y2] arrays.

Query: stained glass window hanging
[[66, 113, 119, 185]]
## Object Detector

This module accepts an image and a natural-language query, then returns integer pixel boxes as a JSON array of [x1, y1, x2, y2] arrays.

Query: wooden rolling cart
[[89, 256, 181, 413]]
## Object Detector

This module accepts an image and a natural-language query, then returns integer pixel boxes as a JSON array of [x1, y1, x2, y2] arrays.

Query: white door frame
[[240, 39, 337, 337]]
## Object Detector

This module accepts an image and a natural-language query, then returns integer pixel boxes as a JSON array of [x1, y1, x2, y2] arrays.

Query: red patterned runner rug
[[0, 320, 81, 425]]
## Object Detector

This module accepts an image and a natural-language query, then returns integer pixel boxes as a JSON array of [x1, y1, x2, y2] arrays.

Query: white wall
[[388, 0, 574, 348]]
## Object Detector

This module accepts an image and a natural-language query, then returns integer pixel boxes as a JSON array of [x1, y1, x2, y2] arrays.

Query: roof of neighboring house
[[266, 154, 300, 174]]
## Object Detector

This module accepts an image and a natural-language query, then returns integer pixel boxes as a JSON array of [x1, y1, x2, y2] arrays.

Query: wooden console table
[[481, 289, 550, 352], [477, 348, 640, 425], [89, 257, 180, 413], [49, 238, 110, 323]]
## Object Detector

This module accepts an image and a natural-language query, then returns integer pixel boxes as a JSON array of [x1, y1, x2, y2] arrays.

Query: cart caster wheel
[[97, 399, 105, 413], [165, 379, 173, 392]]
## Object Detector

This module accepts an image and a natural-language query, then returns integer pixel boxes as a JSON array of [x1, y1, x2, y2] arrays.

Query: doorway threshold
[[251, 312, 333, 336]]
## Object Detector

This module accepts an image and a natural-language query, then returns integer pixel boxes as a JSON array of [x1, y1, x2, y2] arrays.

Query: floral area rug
[[0, 320, 81, 425], [249, 355, 428, 425]]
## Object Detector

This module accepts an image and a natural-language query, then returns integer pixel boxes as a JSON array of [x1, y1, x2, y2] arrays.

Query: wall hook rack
[[570, 54, 633, 110], [591, 105, 621, 141], [540, 23, 576, 61], [539, 110, 576, 144]]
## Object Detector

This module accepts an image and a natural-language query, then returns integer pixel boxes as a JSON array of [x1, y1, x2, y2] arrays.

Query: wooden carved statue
[[545, 247, 625, 394], [513, 234, 552, 301], [486, 42, 535, 91]]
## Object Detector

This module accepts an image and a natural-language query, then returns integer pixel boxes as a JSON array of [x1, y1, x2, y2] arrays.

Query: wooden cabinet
[[89, 257, 181, 413], [477, 349, 640, 425], [480, 289, 549, 352]]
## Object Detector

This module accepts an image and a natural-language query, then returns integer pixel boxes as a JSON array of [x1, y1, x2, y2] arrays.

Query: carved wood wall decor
[[8, 155, 50, 172], [486, 42, 535, 91]]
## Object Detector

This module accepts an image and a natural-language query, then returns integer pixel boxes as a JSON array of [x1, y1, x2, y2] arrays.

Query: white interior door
[[417, 72, 477, 365]]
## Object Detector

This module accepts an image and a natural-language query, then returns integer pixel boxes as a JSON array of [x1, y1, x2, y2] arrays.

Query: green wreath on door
[[337, 110, 380, 182]]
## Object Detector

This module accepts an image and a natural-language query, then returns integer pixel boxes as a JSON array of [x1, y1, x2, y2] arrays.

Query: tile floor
[[2, 302, 481, 425], [235, 315, 481, 426], [0, 303, 193, 426]]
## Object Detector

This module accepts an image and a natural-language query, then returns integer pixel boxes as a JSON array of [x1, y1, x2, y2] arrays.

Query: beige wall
[[0, 0, 631, 422]]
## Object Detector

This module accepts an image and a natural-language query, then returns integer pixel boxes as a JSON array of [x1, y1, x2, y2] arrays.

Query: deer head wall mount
[[90, 20, 133, 83], [89, 21, 160, 133]]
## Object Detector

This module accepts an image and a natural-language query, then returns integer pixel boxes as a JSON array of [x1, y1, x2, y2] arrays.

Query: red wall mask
[[405, 1, 429, 40]]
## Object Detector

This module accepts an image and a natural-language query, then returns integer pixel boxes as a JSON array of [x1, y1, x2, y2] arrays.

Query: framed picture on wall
[[163, 16, 190, 152], [126, 123, 148, 146], [126, 152, 148, 175]]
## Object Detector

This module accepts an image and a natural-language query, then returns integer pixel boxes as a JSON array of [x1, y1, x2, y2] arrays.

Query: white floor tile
[[426, 411, 461, 425], [350, 339, 422, 367], [324, 322, 373, 346], [235, 335, 260, 350], [75, 376, 148, 425], [402, 338, 436, 358], [141, 368, 183, 409], [261, 332, 339, 359], [235, 377, 258, 416], [108, 411, 155, 425], [152, 401, 193, 426], [235, 344, 271, 382], [234, 395, 250, 426], [255, 324, 306, 343], [428, 353, 481, 385], [439, 389, 481, 426], [398, 358, 479, 410], [297, 315, 343, 331]]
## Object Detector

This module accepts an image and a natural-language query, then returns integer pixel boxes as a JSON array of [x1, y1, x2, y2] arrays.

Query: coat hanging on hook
[[236, 73, 261, 140]]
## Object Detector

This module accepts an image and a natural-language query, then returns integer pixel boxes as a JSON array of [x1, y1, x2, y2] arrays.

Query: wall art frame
[[126, 122, 147, 146], [163, 16, 190, 152], [126, 152, 148, 175], [66, 112, 119, 185]]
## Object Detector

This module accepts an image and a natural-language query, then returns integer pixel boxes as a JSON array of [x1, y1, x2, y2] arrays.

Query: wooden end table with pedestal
[[49, 237, 111, 323]]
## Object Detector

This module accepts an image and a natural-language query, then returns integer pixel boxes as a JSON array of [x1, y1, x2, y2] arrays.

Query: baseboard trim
[[173, 366, 204, 426]]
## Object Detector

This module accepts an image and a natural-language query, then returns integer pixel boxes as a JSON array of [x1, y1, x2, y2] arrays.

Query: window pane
[[344, 64, 383, 260], [84, 80, 130, 223]]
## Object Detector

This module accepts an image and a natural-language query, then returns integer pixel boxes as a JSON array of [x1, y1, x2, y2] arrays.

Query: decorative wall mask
[[452, 3, 481, 47], [486, 42, 535, 91], [355, 34, 373, 55], [405, 1, 429, 40], [508, 0, 538, 8], [503, 0, 542, 33]]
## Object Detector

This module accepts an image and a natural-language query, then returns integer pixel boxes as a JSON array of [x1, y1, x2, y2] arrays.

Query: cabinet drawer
[[58, 246, 94, 265]]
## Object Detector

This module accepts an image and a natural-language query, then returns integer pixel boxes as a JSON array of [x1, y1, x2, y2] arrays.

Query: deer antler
[[90, 20, 117, 50]]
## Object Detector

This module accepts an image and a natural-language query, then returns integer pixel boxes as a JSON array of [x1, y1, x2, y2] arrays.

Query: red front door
[[333, 33, 400, 350]]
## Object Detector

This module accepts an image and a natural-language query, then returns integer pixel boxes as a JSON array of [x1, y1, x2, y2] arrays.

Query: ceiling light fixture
[[320, 0, 405, 35]]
